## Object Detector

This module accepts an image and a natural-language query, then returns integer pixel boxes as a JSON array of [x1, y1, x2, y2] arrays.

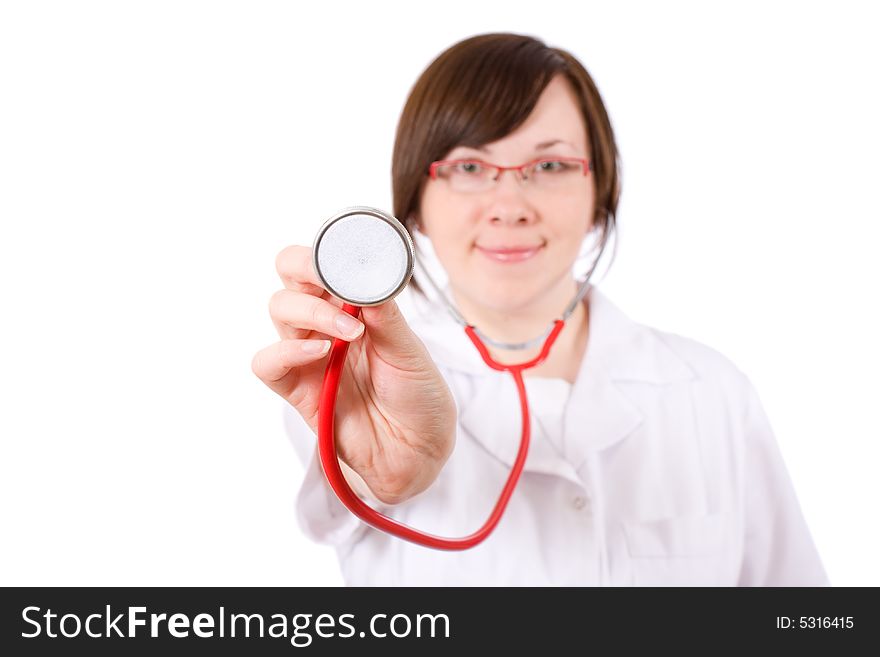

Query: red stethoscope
[[312, 207, 603, 550]]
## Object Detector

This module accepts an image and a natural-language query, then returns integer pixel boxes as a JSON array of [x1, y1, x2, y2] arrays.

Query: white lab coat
[[284, 285, 829, 586]]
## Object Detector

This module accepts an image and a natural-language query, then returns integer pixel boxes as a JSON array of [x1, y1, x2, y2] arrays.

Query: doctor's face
[[418, 75, 596, 314]]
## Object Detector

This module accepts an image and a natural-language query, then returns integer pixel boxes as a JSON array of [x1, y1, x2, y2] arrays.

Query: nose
[[485, 169, 537, 226]]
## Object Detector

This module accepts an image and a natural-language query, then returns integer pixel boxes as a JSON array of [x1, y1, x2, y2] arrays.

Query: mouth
[[475, 243, 545, 263]]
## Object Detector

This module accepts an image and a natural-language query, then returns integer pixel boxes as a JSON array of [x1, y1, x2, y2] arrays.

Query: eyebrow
[[535, 139, 573, 150], [470, 139, 575, 154]]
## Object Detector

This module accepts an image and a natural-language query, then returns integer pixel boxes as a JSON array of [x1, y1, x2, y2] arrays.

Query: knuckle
[[308, 296, 328, 328]]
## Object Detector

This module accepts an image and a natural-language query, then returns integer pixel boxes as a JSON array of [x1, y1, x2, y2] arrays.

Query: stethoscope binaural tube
[[312, 207, 580, 550]]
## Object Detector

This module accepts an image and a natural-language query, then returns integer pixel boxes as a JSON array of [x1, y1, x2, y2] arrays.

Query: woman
[[252, 33, 828, 585]]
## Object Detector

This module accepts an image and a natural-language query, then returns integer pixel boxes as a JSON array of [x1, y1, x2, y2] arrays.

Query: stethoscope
[[312, 206, 605, 550]]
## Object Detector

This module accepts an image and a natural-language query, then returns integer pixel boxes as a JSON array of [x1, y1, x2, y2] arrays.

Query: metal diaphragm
[[312, 206, 415, 306]]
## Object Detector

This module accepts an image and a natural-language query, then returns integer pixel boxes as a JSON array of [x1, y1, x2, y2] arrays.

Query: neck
[[449, 278, 590, 376]]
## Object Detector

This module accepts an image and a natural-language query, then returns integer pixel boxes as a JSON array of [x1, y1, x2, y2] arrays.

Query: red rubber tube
[[317, 302, 565, 550]]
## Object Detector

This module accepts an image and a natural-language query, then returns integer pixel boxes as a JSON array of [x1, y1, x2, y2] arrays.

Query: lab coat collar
[[403, 285, 698, 483]]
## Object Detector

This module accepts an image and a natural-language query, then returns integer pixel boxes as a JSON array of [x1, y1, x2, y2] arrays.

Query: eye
[[535, 160, 567, 172], [456, 161, 484, 175]]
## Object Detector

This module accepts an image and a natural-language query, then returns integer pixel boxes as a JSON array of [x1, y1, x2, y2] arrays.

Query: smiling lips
[[475, 243, 544, 263]]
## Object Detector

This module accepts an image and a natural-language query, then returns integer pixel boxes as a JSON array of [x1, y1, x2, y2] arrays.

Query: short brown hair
[[392, 32, 621, 297]]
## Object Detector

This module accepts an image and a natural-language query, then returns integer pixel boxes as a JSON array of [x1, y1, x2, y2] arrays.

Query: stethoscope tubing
[[317, 303, 565, 550], [312, 206, 606, 550]]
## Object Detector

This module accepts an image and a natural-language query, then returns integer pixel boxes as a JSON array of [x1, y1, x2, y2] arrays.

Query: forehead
[[453, 75, 589, 157]]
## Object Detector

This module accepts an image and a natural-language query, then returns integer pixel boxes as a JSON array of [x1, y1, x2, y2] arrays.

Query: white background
[[1, 1, 877, 586]]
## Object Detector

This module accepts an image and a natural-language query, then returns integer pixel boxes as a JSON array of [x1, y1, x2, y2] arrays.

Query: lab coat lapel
[[560, 288, 696, 472], [453, 288, 649, 485], [404, 284, 695, 484], [457, 369, 586, 484], [405, 289, 584, 483]]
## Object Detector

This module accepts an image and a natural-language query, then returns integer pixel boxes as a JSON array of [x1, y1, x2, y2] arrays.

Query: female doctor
[[252, 33, 829, 586]]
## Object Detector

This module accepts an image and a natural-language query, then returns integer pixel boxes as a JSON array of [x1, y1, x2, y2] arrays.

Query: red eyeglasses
[[428, 157, 592, 193]]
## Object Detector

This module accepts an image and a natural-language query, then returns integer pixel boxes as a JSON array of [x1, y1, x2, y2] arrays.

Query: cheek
[[566, 183, 596, 217], [546, 193, 594, 240], [420, 192, 475, 257]]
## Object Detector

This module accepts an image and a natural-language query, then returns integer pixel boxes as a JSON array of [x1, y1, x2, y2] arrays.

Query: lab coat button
[[573, 496, 587, 510]]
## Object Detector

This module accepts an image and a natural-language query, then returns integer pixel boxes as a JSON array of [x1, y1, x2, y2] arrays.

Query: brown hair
[[392, 32, 621, 297]]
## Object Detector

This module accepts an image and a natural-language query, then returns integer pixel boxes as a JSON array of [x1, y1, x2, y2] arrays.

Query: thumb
[[358, 299, 428, 366]]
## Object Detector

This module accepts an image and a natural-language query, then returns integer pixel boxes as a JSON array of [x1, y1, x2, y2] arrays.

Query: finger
[[359, 299, 429, 366], [275, 244, 334, 297], [269, 288, 366, 342], [251, 339, 331, 394]]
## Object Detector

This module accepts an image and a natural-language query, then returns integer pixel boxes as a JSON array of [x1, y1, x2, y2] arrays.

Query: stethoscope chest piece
[[312, 206, 414, 306]]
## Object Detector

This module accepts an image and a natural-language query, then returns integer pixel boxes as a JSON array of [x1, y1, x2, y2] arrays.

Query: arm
[[737, 380, 829, 586]]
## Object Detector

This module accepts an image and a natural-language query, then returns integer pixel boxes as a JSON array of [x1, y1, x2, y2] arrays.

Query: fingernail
[[335, 313, 364, 338], [301, 340, 330, 354]]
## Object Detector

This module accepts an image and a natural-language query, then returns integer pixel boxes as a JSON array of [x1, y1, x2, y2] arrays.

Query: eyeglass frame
[[427, 156, 593, 187]]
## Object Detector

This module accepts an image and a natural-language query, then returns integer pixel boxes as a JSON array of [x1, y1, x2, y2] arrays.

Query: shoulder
[[651, 327, 748, 385], [639, 324, 758, 418], [589, 287, 752, 395]]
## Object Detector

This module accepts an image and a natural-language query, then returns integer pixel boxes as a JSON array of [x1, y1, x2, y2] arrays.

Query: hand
[[252, 245, 457, 505]]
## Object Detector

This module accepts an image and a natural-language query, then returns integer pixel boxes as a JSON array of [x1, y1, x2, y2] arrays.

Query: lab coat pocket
[[621, 514, 730, 586]]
